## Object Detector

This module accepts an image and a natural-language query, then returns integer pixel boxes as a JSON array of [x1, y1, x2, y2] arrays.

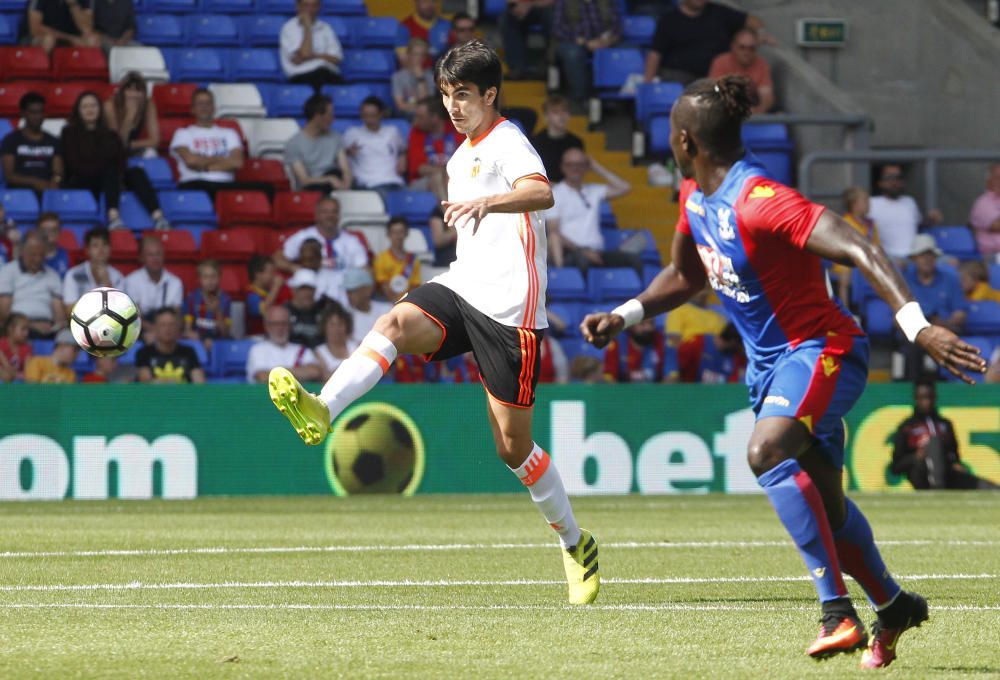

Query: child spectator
[[63, 226, 124, 315], [603, 318, 677, 383], [285, 268, 326, 347], [0, 313, 32, 382], [392, 38, 435, 119], [531, 95, 584, 183], [24, 328, 78, 383], [183, 259, 231, 348], [37, 212, 71, 278], [82, 355, 136, 383], [373, 217, 421, 301], [959, 260, 1000, 303], [315, 301, 356, 377], [391, 353, 439, 383], [246, 255, 291, 336], [104, 72, 164, 166], [342, 267, 391, 344], [569, 354, 604, 383], [0, 92, 63, 197]]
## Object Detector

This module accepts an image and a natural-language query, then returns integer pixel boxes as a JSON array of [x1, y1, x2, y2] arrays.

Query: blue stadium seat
[[622, 15, 656, 47], [159, 191, 217, 225], [560, 337, 605, 361], [211, 338, 256, 377], [0, 118, 11, 143], [323, 0, 365, 15], [136, 14, 186, 47], [128, 157, 176, 191], [741, 123, 789, 145], [179, 340, 209, 371], [929, 225, 979, 260], [427, 20, 450, 55], [341, 49, 396, 83], [322, 15, 355, 47], [588, 267, 642, 301], [241, 14, 287, 47], [117, 340, 142, 366], [602, 228, 660, 265], [648, 114, 671, 155], [1, 189, 39, 225], [147, 0, 197, 13], [642, 263, 661, 288], [941, 336, 994, 383], [965, 301, 1000, 335], [481, 0, 505, 18], [863, 299, 894, 338], [385, 191, 438, 228], [990, 264, 1000, 290], [635, 81, 683, 128], [598, 200, 617, 229], [42, 190, 100, 224], [72, 347, 94, 375], [203, 0, 254, 13], [323, 83, 378, 118], [357, 16, 408, 48], [31, 339, 54, 356], [255, 0, 296, 14], [592, 48, 644, 101], [850, 267, 878, 309], [188, 15, 242, 46], [382, 117, 411, 141], [0, 13, 17, 44], [547, 302, 582, 337], [116, 192, 154, 230], [265, 83, 312, 117], [330, 118, 360, 135], [742, 123, 793, 185], [228, 48, 284, 82], [548, 267, 587, 302], [168, 47, 227, 82]]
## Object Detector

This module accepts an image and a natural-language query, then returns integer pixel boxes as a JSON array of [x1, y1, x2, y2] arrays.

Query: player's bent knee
[[746, 441, 792, 477]]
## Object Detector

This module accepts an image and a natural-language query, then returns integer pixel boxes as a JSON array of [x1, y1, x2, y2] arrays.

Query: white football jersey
[[431, 118, 549, 329]]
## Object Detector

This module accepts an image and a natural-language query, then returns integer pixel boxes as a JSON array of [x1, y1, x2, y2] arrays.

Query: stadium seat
[[56, 229, 81, 257], [144, 229, 199, 262], [170, 262, 198, 292], [263, 83, 311, 118], [255, 0, 296, 13], [237, 159, 290, 192], [188, 15, 241, 46], [159, 190, 217, 225], [72, 347, 94, 375], [599, 200, 617, 229], [332, 190, 386, 227], [322, 83, 378, 119], [242, 15, 287, 47], [742, 123, 793, 186], [204, 0, 254, 13], [622, 15, 656, 47], [648, 114, 671, 155], [850, 267, 878, 309], [244, 118, 300, 158], [109, 47, 169, 84], [941, 336, 994, 384], [109, 229, 140, 261], [385, 191, 437, 228], [2, 189, 39, 225], [47, 82, 111, 118], [341, 49, 396, 83], [176, 224, 215, 248], [157, 116, 194, 154], [323, 15, 355, 47], [203, 229, 256, 261], [136, 14, 186, 47], [929, 225, 979, 260], [965, 301, 1000, 335], [211, 338, 256, 377], [642, 263, 661, 288], [480, 0, 506, 18], [403, 228, 431, 262], [0, 14, 15, 44], [152, 83, 199, 118], [148, 0, 197, 12], [592, 48, 643, 101], [560, 337, 605, 361], [1, 47, 51, 80], [635, 81, 684, 128], [863, 298, 894, 338], [0, 82, 45, 116], [323, 0, 365, 15], [588, 267, 642, 301], [381, 117, 411, 141], [228, 48, 283, 82], [51, 47, 107, 81], [168, 48, 227, 82], [42, 190, 100, 224], [548, 267, 587, 301], [547, 302, 582, 337], [357, 16, 408, 48], [128, 157, 176, 191], [215, 190, 273, 228], [39, 117, 67, 138], [273, 191, 320, 228], [116, 192, 154, 230], [220, 263, 249, 298], [208, 83, 267, 118], [990, 264, 1000, 290], [223, 225, 278, 254], [427, 20, 450, 56], [329, 118, 359, 136]]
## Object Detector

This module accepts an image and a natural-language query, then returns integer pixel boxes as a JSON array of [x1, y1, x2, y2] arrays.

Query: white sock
[[318, 331, 397, 423], [510, 443, 581, 549]]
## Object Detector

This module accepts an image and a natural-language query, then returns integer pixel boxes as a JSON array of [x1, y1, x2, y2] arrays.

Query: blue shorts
[[748, 334, 869, 469]]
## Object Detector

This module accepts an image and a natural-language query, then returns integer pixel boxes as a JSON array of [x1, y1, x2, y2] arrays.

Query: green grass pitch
[[0, 493, 997, 678]]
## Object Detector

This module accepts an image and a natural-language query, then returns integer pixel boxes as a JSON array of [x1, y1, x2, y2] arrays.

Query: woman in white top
[[315, 301, 358, 379]]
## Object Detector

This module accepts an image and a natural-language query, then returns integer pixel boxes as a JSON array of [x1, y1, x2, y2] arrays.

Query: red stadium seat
[[57, 229, 82, 263], [109, 230, 140, 262], [0, 82, 48, 116], [215, 117, 249, 153], [220, 263, 249, 299], [274, 227, 299, 250], [214, 190, 272, 228], [202, 229, 256, 261], [51, 47, 107, 81], [0, 47, 51, 81], [152, 83, 199, 118], [171, 263, 199, 293], [47, 82, 112, 117], [273, 191, 319, 229], [224, 226, 279, 254], [115, 261, 140, 277], [143, 229, 199, 262], [236, 158, 290, 192]]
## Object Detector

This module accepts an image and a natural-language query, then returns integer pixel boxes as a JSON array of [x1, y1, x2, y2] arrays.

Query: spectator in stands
[[63, 227, 123, 315], [344, 97, 406, 198], [1, 93, 63, 197], [602, 317, 676, 382], [553, 0, 622, 105], [280, 0, 344, 92], [285, 268, 326, 347], [500, 0, 554, 81], [27, 0, 99, 53], [136, 307, 205, 384], [428, 208, 455, 267], [183, 259, 231, 348], [315, 300, 356, 377], [24, 328, 78, 382], [0, 313, 31, 382], [393, 38, 436, 120], [62, 91, 168, 231], [569, 354, 604, 383], [708, 28, 774, 114], [246, 303, 322, 383], [104, 72, 161, 161], [246, 255, 291, 336], [36, 212, 70, 278], [401, 0, 449, 63], [169, 89, 247, 200], [82, 355, 135, 383], [678, 322, 746, 383], [0, 205, 19, 266], [0, 231, 64, 339], [448, 11, 476, 47], [531, 94, 584, 183], [832, 186, 880, 306], [407, 97, 461, 201], [988, 347, 1000, 384], [392, 352, 439, 383], [644, 0, 765, 85], [904, 234, 966, 333], [959, 260, 1000, 303], [284, 93, 351, 192], [342, 267, 390, 344], [374, 216, 421, 301], [546, 148, 638, 273], [969, 163, 1000, 262], [664, 285, 725, 346], [124, 235, 184, 325], [92, 0, 136, 50], [869, 164, 943, 262], [538, 333, 569, 383]]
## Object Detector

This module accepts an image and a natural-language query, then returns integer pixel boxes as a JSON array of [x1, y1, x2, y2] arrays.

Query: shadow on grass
[[929, 667, 1000, 675]]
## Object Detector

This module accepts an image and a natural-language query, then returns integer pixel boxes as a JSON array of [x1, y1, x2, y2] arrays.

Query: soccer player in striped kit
[[583, 76, 985, 666]]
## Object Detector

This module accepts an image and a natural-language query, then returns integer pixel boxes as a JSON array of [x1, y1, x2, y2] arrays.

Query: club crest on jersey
[[470, 157, 481, 178], [717, 207, 736, 240]]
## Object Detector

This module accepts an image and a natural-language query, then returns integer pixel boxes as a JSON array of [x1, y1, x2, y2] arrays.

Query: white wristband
[[611, 298, 645, 329], [895, 301, 931, 343]]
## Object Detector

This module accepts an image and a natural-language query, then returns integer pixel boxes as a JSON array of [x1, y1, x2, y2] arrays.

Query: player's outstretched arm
[[804, 211, 987, 384], [581, 230, 706, 348], [441, 177, 553, 232]]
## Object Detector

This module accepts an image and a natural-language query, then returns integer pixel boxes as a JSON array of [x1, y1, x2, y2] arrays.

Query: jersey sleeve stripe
[[512, 173, 550, 188]]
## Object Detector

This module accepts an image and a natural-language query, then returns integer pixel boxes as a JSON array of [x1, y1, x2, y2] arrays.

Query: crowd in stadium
[[0, 0, 998, 385]]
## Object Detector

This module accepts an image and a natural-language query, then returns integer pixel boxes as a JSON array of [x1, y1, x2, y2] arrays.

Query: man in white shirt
[[273, 196, 368, 302], [62, 227, 124, 315], [343, 96, 406, 198], [0, 231, 64, 339], [246, 304, 322, 383], [342, 267, 390, 344], [280, 0, 343, 92], [868, 164, 942, 262], [169, 88, 246, 199], [545, 147, 637, 273], [123, 235, 183, 326]]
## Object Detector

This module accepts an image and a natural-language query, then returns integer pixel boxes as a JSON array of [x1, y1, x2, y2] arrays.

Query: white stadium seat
[[245, 118, 300, 159], [331, 190, 388, 227], [207, 83, 267, 118], [404, 228, 432, 263], [353, 225, 388, 255], [109, 46, 169, 84]]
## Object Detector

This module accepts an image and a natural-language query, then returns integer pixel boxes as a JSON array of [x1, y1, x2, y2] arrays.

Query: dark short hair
[[542, 94, 569, 113], [914, 375, 938, 392], [320, 299, 354, 337], [435, 39, 502, 108], [451, 11, 474, 27], [386, 215, 408, 233], [300, 238, 323, 252], [248, 254, 272, 279], [303, 93, 332, 121], [83, 226, 110, 247], [191, 87, 213, 104], [37, 211, 61, 225], [19, 92, 45, 111], [2, 312, 28, 335], [416, 95, 447, 119], [152, 307, 179, 322], [360, 95, 386, 113]]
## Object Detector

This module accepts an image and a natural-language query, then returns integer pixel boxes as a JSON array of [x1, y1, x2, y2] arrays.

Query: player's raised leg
[[269, 303, 443, 445], [485, 394, 598, 604]]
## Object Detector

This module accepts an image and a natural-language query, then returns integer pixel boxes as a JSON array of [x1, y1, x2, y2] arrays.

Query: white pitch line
[[0, 603, 998, 612], [0, 574, 993, 593], [0, 539, 996, 559]]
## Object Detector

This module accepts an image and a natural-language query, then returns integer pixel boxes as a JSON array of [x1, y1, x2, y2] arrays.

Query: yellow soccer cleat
[[562, 529, 600, 605], [268, 367, 331, 446]]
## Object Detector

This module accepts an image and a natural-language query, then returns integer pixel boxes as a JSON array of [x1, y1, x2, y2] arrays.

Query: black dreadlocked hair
[[681, 75, 754, 160]]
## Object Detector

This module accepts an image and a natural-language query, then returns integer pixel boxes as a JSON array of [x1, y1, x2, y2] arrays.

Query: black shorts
[[397, 282, 544, 408]]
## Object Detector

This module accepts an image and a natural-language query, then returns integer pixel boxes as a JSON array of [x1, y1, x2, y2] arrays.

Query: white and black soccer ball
[[69, 287, 141, 358]]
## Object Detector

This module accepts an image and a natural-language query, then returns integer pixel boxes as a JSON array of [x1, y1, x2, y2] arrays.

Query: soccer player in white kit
[[268, 40, 599, 605]]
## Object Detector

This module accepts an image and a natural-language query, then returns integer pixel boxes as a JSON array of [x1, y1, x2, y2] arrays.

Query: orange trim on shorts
[[467, 116, 507, 147], [519, 212, 539, 328], [396, 300, 447, 362], [518, 447, 551, 487], [360, 347, 390, 374], [481, 378, 533, 410], [512, 173, 550, 188], [516, 328, 529, 404]]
